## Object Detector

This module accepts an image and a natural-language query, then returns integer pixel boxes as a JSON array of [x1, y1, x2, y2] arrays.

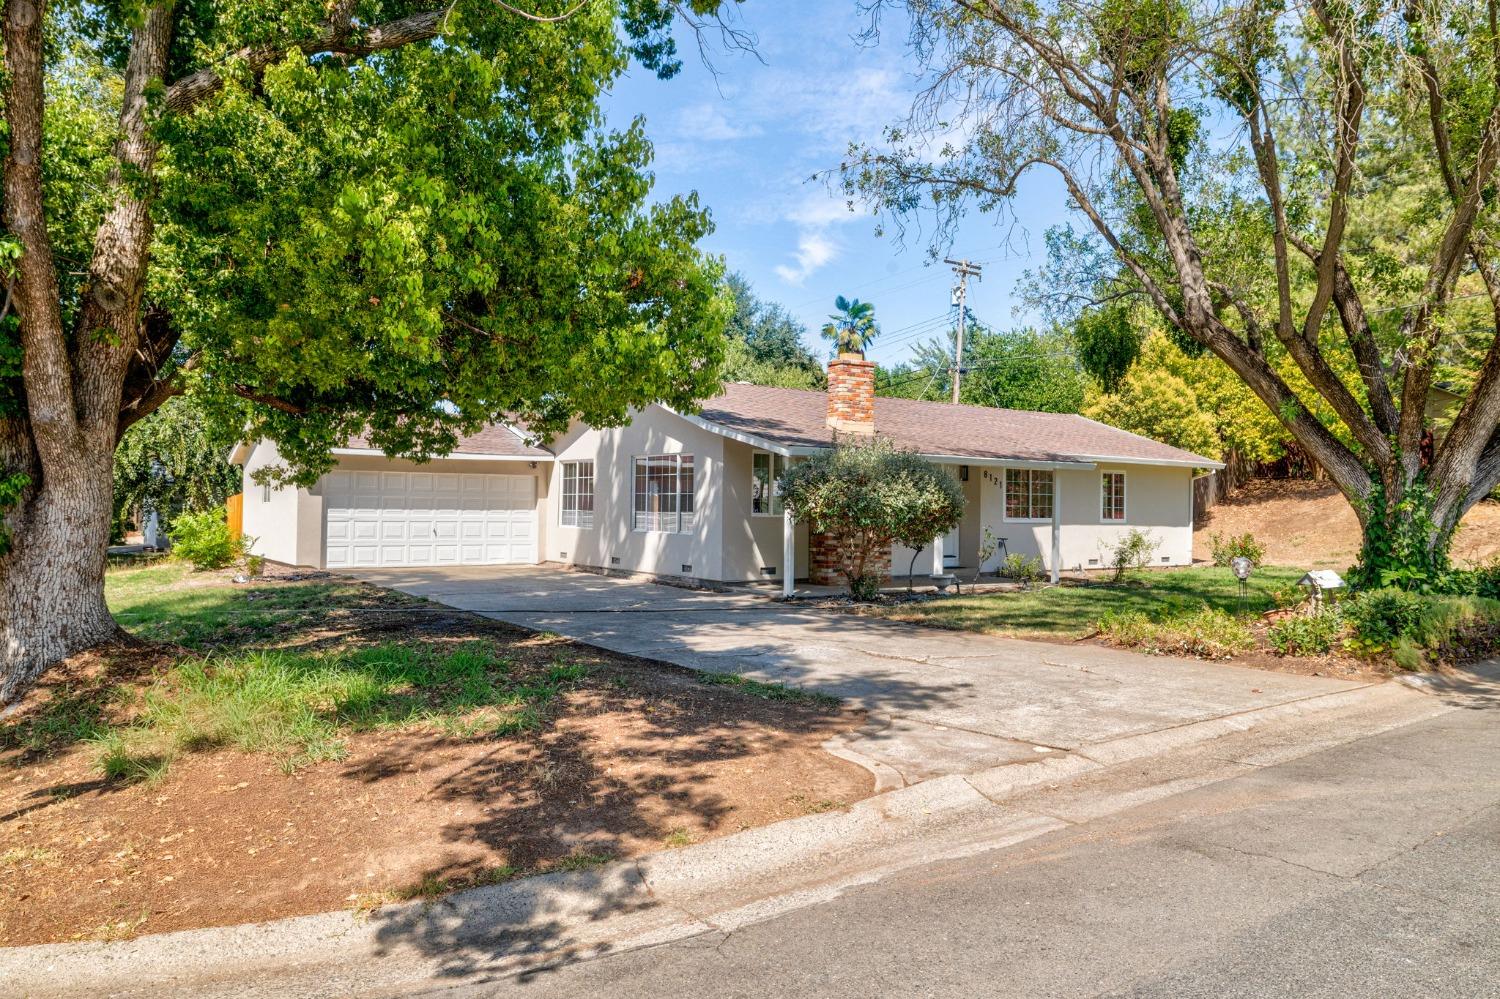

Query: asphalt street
[[428, 699, 1500, 999]]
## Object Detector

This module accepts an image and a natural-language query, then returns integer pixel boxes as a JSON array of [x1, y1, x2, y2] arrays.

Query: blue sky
[[600, 2, 1069, 370]]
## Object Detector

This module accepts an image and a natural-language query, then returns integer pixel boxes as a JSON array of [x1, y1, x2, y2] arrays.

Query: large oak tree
[[0, 0, 735, 704], [845, 0, 1500, 589]]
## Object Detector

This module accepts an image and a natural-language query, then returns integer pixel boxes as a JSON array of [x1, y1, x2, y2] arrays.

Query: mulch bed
[[0, 582, 870, 946]]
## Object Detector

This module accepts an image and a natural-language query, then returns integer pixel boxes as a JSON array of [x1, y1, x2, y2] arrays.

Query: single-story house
[[230, 353, 1222, 592]]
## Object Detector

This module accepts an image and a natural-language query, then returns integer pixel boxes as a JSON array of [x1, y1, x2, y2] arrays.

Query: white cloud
[[785, 188, 858, 227], [675, 102, 761, 142], [774, 230, 839, 285]]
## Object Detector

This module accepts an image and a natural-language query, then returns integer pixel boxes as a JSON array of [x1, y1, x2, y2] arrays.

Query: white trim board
[[330, 448, 552, 463]]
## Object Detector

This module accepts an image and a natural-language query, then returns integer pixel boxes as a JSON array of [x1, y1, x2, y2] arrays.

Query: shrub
[[1210, 531, 1266, 568], [779, 437, 964, 600], [1470, 558, 1500, 600], [1267, 611, 1347, 656], [1343, 588, 1425, 648], [1102, 528, 1161, 581], [169, 509, 245, 570], [1000, 552, 1043, 587], [1343, 588, 1500, 667], [1097, 605, 1255, 660]]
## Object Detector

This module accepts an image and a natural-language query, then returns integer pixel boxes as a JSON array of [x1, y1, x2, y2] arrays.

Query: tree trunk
[[0, 446, 120, 705]]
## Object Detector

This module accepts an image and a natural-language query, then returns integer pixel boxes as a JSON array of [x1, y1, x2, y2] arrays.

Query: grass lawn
[[0, 562, 869, 946], [866, 566, 1307, 640]]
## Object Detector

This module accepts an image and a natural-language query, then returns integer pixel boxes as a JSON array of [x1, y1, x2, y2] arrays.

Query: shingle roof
[[695, 383, 1219, 467], [344, 424, 552, 459]]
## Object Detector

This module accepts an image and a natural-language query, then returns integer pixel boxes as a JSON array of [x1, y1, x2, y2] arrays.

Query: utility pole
[[944, 257, 982, 403]]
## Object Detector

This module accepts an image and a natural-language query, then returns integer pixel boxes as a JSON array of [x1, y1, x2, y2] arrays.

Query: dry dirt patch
[[0, 568, 869, 946], [1193, 479, 1500, 568]]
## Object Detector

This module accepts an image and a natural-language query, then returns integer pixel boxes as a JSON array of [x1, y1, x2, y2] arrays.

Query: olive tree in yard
[[0, 1, 738, 703], [779, 437, 965, 600], [844, 0, 1500, 591]]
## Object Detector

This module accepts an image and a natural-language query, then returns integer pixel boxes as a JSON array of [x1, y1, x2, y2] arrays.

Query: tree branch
[[233, 386, 307, 416], [163, 8, 453, 116], [3, 0, 80, 459]]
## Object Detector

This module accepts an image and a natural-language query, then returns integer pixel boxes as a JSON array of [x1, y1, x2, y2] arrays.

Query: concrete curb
[[0, 676, 1445, 998]]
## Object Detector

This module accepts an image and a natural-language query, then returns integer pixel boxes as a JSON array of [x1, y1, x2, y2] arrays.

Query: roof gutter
[[1072, 453, 1226, 471], [329, 447, 552, 462]]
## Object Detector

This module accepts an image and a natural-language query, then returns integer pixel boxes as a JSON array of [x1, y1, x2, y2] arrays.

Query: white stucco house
[[230, 354, 1222, 592]]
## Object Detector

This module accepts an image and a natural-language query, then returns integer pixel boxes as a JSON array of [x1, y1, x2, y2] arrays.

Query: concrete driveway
[[353, 565, 1371, 784]]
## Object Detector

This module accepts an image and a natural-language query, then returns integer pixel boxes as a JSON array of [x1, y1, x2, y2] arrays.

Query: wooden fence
[[1193, 450, 1253, 521], [226, 493, 244, 540]]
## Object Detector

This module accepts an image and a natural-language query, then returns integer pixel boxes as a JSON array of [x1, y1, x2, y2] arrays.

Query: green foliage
[[1470, 558, 1500, 600], [1343, 588, 1500, 667], [1097, 605, 1256, 660], [28, 3, 735, 492], [86, 642, 589, 781], [779, 438, 964, 599], [1083, 362, 1220, 459], [1102, 527, 1161, 581], [1209, 532, 1266, 568], [820, 296, 879, 356], [1000, 552, 1043, 586], [1072, 304, 1141, 391], [1267, 611, 1347, 656], [168, 509, 245, 570], [1343, 588, 1428, 648], [895, 323, 1088, 412], [722, 273, 822, 386], [114, 396, 243, 532], [867, 566, 1304, 638], [0, 472, 30, 557], [975, 525, 1003, 579], [1346, 479, 1455, 593]]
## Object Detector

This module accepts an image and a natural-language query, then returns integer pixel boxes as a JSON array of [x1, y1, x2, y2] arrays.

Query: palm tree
[[821, 295, 879, 356]]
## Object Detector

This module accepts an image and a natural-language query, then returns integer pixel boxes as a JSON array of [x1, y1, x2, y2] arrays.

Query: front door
[[943, 525, 960, 566]]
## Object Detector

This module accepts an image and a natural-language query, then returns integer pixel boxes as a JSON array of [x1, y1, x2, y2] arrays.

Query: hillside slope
[[1192, 479, 1500, 570]]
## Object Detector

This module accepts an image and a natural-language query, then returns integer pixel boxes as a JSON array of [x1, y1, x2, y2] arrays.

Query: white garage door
[[323, 470, 538, 568]]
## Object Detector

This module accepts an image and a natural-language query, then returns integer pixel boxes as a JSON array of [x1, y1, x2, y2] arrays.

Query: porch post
[[782, 506, 796, 598], [1050, 478, 1062, 585], [929, 534, 945, 577]]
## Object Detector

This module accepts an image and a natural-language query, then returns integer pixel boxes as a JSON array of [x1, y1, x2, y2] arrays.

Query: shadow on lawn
[[351, 628, 972, 981]]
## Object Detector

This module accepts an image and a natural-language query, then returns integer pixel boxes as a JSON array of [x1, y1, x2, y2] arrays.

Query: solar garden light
[[1230, 556, 1252, 614]]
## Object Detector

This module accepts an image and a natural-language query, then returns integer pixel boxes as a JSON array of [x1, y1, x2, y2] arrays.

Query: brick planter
[[809, 529, 891, 587]]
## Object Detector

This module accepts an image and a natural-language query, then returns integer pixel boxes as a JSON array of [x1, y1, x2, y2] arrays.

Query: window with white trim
[[262, 483, 272, 503], [633, 454, 695, 533], [561, 461, 595, 528], [751, 451, 788, 516], [1004, 468, 1054, 521], [1101, 471, 1126, 521]]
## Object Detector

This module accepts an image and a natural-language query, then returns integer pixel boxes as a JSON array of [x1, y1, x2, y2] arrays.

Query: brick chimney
[[826, 353, 876, 435]]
